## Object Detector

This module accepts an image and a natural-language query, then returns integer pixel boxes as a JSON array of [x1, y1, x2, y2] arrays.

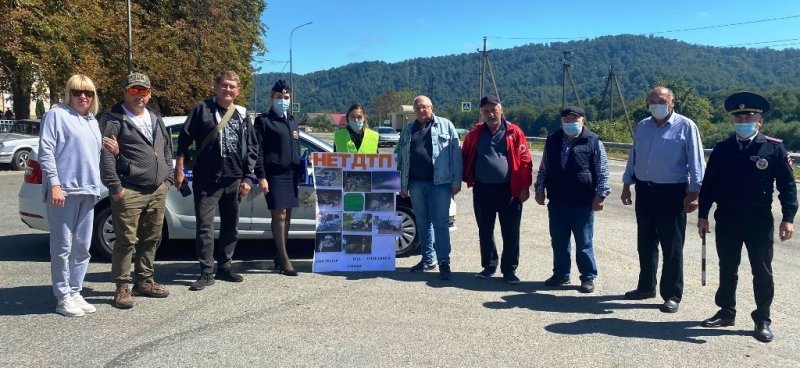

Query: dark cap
[[560, 106, 585, 118], [724, 91, 771, 115], [271, 79, 291, 94], [125, 72, 150, 89], [479, 95, 500, 107]]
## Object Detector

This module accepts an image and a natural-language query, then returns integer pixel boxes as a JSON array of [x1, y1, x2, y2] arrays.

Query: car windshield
[[10, 121, 39, 136], [376, 127, 396, 134]]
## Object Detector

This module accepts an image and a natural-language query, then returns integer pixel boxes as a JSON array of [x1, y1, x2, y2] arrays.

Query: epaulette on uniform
[[764, 135, 783, 143]]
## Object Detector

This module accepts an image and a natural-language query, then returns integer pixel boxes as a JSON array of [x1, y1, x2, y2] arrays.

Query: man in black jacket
[[175, 70, 258, 291], [697, 91, 797, 343], [100, 72, 173, 309]]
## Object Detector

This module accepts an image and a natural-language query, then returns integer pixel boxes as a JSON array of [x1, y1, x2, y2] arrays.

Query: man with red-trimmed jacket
[[462, 95, 533, 284]]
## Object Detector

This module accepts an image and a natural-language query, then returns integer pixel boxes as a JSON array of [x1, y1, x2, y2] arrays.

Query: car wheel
[[396, 203, 419, 257], [91, 200, 167, 261], [11, 149, 30, 171], [91, 203, 116, 260]]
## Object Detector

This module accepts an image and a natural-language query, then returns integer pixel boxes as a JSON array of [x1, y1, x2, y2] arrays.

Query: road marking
[[0, 171, 23, 176]]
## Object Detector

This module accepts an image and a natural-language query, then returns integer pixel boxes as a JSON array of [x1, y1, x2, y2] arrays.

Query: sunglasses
[[70, 90, 95, 98], [127, 87, 151, 97]]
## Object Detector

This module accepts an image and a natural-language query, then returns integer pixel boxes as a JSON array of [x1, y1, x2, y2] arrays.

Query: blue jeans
[[548, 203, 597, 281], [408, 179, 452, 265]]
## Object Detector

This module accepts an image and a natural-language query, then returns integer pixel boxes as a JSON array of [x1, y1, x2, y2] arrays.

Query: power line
[[650, 14, 800, 35], [489, 14, 800, 41], [723, 38, 800, 47]]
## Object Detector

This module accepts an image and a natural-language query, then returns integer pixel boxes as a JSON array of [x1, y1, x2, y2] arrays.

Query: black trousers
[[714, 207, 774, 323], [193, 178, 241, 274], [634, 182, 686, 302], [473, 181, 522, 274]]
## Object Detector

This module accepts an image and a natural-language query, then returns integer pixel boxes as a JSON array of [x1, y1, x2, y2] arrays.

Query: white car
[[18, 116, 456, 260], [0, 119, 39, 170]]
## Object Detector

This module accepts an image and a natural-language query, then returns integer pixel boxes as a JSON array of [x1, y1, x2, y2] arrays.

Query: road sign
[[461, 102, 471, 111], [292, 102, 301, 113]]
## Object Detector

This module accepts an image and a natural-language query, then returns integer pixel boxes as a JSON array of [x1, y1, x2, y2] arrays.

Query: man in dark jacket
[[697, 91, 797, 343], [99, 72, 173, 309], [534, 106, 610, 293], [175, 70, 258, 291]]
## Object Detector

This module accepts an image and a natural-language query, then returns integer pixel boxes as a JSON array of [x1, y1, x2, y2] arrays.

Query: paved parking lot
[[0, 155, 798, 367]]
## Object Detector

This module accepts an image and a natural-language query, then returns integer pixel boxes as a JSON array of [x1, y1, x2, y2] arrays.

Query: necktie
[[738, 139, 749, 151]]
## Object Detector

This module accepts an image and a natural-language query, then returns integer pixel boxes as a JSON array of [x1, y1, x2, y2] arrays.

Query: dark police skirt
[[265, 167, 299, 210]]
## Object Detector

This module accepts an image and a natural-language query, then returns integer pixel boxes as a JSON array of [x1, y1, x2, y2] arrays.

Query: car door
[[250, 132, 326, 234], [166, 124, 251, 232]]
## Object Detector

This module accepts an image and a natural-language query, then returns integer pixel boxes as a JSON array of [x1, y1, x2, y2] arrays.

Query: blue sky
[[257, 0, 800, 75]]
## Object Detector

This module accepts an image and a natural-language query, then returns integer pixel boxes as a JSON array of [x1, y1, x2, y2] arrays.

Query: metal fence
[[526, 136, 800, 166], [0, 119, 14, 132]]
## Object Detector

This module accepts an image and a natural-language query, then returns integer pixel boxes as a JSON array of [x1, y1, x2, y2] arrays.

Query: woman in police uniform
[[254, 80, 302, 276], [333, 103, 379, 153]]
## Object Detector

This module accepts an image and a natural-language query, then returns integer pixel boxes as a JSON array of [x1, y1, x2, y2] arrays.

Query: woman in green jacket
[[333, 103, 379, 153]]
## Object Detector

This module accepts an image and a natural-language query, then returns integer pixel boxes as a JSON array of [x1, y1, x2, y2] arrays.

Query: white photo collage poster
[[311, 152, 402, 272]]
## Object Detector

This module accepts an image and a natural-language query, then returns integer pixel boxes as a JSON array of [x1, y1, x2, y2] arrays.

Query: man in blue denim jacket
[[395, 95, 463, 280]]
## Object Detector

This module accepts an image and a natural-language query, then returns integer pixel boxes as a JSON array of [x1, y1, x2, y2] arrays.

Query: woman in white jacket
[[38, 74, 103, 317]]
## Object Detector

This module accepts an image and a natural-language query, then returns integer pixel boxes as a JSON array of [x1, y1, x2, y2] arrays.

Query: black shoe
[[579, 280, 595, 293], [410, 261, 437, 272], [502, 272, 520, 285], [702, 312, 735, 327], [476, 267, 496, 279], [660, 299, 680, 313], [216, 268, 244, 282], [624, 289, 657, 300], [544, 275, 570, 287], [274, 258, 299, 276], [439, 262, 451, 280], [189, 273, 215, 291], [754, 322, 773, 343]]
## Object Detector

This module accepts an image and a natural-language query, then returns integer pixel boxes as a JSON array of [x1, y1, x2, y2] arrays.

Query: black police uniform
[[698, 92, 798, 331]]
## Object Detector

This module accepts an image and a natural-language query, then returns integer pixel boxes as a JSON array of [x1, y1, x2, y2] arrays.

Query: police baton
[[701, 232, 707, 286]]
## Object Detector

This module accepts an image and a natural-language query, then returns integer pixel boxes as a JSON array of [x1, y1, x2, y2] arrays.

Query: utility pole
[[429, 74, 435, 104], [598, 65, 634, 138], [561, 51, 582, 109], [289, 21, 313, 104], [126, 0, 133, 74], [476, 36, 501, 114], [477, 36, 486, 105]]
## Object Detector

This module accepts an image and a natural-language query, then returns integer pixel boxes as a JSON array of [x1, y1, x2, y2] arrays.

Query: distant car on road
[[0, 119, 39, 170], [18, 117, 456, 260], [375, 126, 400, 147]]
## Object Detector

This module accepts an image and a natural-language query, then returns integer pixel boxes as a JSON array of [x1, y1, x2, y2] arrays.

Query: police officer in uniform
[[697, 91, 797, 343]]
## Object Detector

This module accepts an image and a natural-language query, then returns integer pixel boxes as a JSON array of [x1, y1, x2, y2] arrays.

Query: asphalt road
[[0, 155, 799, 367]]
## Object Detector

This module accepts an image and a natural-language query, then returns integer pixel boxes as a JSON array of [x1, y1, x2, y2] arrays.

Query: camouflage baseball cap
[[124, 72, 151, 89]]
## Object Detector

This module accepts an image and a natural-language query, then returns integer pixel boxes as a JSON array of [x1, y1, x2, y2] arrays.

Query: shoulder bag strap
[[198, 105, 236, 155]]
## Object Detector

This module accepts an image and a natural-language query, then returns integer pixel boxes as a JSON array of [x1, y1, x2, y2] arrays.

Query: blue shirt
[[535, 130, 611, 198], [622, 112, 705, 192]]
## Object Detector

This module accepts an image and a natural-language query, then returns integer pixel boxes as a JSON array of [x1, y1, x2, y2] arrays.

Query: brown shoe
[[113, 284, 134, 309], [133, 278, 170, 298]]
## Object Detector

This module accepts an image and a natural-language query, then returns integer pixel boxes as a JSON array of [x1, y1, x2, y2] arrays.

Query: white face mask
[[649, 104, 670, 120]]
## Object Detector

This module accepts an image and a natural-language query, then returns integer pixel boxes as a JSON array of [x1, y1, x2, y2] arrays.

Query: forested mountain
[[251, 34, 800, 116]]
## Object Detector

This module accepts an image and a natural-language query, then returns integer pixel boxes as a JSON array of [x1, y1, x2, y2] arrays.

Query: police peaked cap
[[271, 80, 291, 94], [724, 91, 771, 115]]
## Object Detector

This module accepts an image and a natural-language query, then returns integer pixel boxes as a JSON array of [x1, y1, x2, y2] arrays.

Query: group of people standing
[[382, 87, 795, 344], [38, 72, 796, 343], [39, 71, 306, 316]]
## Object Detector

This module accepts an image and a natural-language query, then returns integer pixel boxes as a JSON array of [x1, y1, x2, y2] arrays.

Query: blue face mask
[[273, 98, 290, 114], [562, 122, 582, 136], [348, 120, 364, 131], [734, 122, 758, 138]]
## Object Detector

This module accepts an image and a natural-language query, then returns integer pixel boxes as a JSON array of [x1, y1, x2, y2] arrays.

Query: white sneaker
[[55, 296, 85, 317], [72, 294, 97, 314]]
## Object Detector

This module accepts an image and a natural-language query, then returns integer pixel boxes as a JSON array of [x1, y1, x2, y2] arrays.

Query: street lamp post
[[289, 21, 313, 107]]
